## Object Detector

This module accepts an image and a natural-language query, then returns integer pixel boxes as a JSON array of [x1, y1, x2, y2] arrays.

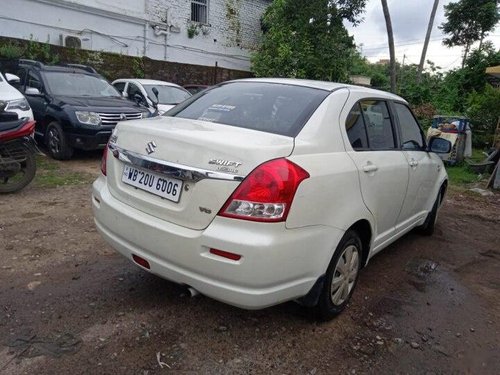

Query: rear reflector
[[132, 254, 150, 269], [209, 248, 242, 261]]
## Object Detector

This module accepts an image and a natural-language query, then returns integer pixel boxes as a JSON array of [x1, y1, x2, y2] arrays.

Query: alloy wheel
[[48, 128, 61, 155], [330, 244, 360, 306]]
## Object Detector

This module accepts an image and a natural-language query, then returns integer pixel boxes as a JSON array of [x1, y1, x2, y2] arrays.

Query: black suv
[[13, 60, 149, 160]]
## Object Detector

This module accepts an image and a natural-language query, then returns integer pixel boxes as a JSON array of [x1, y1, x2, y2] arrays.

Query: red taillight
[[100, 144, 108, 176], [218, 158, 309, 222]]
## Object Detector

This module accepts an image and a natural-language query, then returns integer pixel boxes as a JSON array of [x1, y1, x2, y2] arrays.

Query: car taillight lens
[[218, 158, 309, 222], [101, 144, 108, 176]]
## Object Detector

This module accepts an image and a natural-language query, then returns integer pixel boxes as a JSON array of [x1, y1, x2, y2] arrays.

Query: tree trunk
[[479, 30, 485, 50], [417, 0, 439, 83], [462, 42, 471, 68], [381, 0, 396, 93]]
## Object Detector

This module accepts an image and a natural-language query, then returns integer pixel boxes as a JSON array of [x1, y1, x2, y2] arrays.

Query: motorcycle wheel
[[0, 144, 36, 193]]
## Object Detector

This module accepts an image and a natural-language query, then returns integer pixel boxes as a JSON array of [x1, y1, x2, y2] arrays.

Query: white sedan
[[112, 78, 191, 115], [92, 78, 450, 320]]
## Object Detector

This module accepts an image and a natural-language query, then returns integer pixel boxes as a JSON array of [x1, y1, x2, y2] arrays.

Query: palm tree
[[381, 0, 396, 93], [417, 0, 440, 83]]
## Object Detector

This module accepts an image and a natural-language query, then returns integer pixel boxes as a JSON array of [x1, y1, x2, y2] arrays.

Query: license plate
[[122, 165, 183, 203]]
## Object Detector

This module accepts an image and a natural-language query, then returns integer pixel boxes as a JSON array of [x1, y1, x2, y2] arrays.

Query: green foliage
[[187, 24, 200, 39], [466, 84, 500, 147], [132, 57, 145, 78], [440, 0, 499, 64], [25, 35, 59, 64], [0, 42, 24, 59], [251, 0, 366, 81]]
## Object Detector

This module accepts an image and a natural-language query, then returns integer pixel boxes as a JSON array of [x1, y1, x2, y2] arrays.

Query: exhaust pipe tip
[[187, 286, 199, 297]]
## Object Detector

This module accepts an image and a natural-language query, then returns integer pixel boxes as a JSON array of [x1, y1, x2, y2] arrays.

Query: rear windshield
[[167, 82, 330, 137]]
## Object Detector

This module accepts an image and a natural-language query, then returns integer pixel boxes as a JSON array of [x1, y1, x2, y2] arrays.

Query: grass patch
[[469, 148, 489, 162], [34, 155, 94, 188], [446, 165, 481, 185]]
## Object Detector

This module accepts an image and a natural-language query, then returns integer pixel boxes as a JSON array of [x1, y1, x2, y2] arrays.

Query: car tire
[[417, 192, 442, 236], [314, 230, 362, 321], [45, 121, 73, 160]]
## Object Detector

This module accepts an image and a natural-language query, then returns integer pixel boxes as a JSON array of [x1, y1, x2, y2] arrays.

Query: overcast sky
[[344, 0, 500, 71]]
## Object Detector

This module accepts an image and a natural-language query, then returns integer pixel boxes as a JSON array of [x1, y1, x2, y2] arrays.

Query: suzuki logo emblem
[[120, 113, 127, 121], [146, 141, 157, 155]]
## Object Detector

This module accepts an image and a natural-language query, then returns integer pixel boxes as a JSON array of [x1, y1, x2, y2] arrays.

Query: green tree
[[251, 0, 366, 81], [440, 0, 499, 67], [466, 84, 500, 147], [432, 43, 500, 113]]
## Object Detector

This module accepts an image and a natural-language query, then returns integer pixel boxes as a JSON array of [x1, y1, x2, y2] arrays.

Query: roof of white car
[[234, 78, 404, 101], [113, 78, 181, 87]]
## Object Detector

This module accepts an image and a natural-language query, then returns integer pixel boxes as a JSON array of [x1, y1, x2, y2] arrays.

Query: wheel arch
[[440, 179, 448, 201], [348, 219, 372, 269], [41, 115, 58, 135]]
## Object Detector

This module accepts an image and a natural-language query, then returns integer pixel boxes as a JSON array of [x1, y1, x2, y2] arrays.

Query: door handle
[[409, 159, 418, 167], [362, 163, 378, 173]]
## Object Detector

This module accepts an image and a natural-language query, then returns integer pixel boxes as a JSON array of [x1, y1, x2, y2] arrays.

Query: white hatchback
[[92, 79, 450, 320]]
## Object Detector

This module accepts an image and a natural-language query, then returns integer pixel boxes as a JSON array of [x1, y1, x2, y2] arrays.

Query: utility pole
[[417, 0, 439, 83]]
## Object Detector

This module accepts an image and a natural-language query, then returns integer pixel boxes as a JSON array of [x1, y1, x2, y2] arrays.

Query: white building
[[0, 0, 270, 71]]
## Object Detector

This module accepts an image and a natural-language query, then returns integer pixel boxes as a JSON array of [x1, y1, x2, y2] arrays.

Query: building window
[[191, 0, 208, 24]]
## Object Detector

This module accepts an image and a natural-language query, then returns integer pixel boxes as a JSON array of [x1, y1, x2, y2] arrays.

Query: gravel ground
[[1, 154, 499, 374]]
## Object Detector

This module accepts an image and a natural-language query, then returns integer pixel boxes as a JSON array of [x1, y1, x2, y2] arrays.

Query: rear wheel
[[314, 230, 362, 321], [45, 121, 73, 160]]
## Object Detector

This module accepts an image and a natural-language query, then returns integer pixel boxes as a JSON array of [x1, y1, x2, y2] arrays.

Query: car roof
[[113, 78, 182, 88], [230, 78, 405, 102], [19, 64, 99, 75]]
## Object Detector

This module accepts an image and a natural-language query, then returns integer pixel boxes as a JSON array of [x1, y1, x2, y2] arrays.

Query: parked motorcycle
[[0, 101, 37, 193]]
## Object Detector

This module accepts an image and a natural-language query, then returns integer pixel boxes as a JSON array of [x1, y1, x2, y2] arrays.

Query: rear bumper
[[67, 130, 112, 150], [92, 176, 344, 309]]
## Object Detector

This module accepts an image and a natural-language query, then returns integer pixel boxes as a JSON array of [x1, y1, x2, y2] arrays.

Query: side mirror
[[5, 73, 20, 84], [122, 91, 127, 98], [428, 137, 452, 154], [25, 87, 42, 96]]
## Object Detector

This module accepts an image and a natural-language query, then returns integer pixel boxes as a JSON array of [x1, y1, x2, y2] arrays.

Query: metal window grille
[[191, 0, 208, 24]]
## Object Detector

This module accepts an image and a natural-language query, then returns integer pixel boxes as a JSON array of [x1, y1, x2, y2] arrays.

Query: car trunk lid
[[106, 116, 295, 230]]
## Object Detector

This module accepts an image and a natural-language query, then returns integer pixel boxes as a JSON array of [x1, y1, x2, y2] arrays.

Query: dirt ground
[[1, 153, 499, 375]]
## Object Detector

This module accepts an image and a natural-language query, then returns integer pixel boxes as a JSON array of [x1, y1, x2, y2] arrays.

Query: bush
[[412, 102, 437, 131], [466, 84, 500, 148]]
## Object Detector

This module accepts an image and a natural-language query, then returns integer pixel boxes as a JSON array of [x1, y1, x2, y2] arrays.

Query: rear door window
[[169, 82, 330, 137], [345, 99, 397, 151], [360, 100, 396, 150]]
